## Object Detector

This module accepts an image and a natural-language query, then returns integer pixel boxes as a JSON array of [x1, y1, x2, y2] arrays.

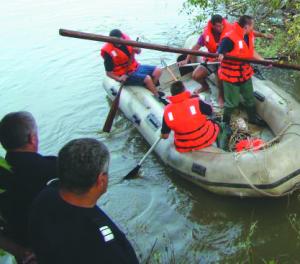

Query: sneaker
[[154, 95, 168, 105], [159, 97, 169, 105], [158, 91, 165, 97]]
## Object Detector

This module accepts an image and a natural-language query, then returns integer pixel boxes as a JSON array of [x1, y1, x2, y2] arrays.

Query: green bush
[[183, 0, 300, 61]]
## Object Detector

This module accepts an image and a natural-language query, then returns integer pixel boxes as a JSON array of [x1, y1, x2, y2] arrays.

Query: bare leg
[[152, 67, 162, 85], [144, 75, 159, 96], [192, 66, 209, 93]]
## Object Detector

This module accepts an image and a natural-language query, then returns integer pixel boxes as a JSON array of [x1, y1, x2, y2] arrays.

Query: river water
[[1, 0, 300, 263]]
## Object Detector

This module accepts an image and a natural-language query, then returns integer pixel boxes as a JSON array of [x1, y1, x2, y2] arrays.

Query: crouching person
[[160, 81, 220, 152], [29, 138, 139, 264]]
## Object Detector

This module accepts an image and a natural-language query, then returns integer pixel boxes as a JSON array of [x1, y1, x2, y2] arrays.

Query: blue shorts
[[125, 65, 156, 86]]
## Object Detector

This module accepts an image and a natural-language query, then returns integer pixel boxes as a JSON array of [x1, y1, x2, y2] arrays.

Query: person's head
[[109, 29, 123, 48], [0, 111, 38, 152], [238, 15, 254, 34], [211, 14, 224, 33], [170, 81, 186, 96], [58, 138, 110, 200]]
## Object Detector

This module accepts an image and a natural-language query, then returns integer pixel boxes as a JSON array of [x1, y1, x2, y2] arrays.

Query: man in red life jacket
[[101, 29, 164, 100], [179, 15, 232, 107], [217, 15, 270, 127], [179, 15, 273, 107], [160, 81, 219, 153]]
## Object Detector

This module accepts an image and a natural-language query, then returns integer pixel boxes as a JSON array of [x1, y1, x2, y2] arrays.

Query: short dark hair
[[170, 81, 185, 96], [238, 15, 254, 28], [211, 14, 223, 25], [58, 138, 110, 194], [0, 111, 37, 150], [109, 29, 123, 38]]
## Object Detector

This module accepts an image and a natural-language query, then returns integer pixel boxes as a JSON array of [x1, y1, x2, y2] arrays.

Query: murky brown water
[[1, 0, 300, 262]]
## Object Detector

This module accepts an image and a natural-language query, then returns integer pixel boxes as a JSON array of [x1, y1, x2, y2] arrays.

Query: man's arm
[[178, 35, 203, 66], [217, 37, 235, 61], [103, 52, 128, 82], [217, 37, 234, 55], [106, 72, 128, 83], [253, 50, 264, 60], [254, 30, 274, 40], [199, 100, 213, 116], [160, 117, 171, 139], [133, 47, 141, 54], [185, 43, 201, 64]]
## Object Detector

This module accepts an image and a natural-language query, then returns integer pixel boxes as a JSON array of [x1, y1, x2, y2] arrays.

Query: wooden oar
[[161, 58, 178, 81], [102, 38, 138, 132], [59, 29, 300, 71], [123, 137, 162, 180], [102, 83, 125, 132]]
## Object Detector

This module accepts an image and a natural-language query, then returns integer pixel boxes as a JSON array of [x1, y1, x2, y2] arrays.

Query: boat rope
[[234, 153, 285, 197], [234, 122, 300, 197]]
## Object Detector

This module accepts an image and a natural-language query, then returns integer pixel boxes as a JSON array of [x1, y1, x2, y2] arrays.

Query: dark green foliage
[[183, 0, 300, 61]]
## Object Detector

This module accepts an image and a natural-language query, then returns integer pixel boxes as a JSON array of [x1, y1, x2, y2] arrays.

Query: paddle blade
[[123, 165, 141, 180], [102, 85, 123, 133]]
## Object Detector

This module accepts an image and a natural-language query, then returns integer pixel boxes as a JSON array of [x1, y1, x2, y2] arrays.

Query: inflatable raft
[[103, 36, 300, 197]]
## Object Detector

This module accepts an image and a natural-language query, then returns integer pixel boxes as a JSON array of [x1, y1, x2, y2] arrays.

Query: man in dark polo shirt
[[0, 111, 57, 247], [29, 138, 139, 264]]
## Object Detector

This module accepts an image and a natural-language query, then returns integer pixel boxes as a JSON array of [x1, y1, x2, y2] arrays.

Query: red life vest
[[235, 138, 265, 152], [100, 34, 139, 76], [218, 22, 255, 83], [203, 19, 232, 54], [164, 91, 219, 153]]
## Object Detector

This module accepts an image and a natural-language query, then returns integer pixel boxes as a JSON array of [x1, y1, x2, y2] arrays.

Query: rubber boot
[[217, 122, 232, 151], [246, 106, 267, 127], [223, 107, 233, 125]]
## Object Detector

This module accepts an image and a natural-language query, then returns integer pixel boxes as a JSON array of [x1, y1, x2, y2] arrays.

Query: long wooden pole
[[59, 29, 300, 71]]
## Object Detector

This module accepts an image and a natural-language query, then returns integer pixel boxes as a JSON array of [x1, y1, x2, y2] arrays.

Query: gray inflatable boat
[[102, 37, 300, 198]]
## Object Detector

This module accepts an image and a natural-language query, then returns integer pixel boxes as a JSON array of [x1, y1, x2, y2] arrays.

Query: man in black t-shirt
[[0, 111, 57, 249], [29, 138, 139, 264]]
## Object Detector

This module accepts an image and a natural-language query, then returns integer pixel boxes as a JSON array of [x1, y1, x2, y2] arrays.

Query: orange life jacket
[[164, 91, 219, 153], [203, 19, 232, 54], [235, 138, 265, 152], [218, 22, 255, 83], [100, 34, 139, 76]]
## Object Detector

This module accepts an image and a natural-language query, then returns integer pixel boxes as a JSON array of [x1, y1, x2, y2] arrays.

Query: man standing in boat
[[101, 29, 164, 101], [179, 14, 232, 107], [217, 15, 268, 127], [160, 81, 220, 152], [179, 14, 273, 107]]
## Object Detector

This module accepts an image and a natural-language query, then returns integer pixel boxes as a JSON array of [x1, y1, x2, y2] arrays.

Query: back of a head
[[170, 81, 186, 96], [238, 15, 253, 28], [109, 29, 123, 38], [58, 138, 110, 194], [211, 14, 223, 25], [0, 111, 37, 151]]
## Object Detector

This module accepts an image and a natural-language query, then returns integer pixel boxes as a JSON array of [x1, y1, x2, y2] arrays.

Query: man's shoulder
[[6, 152, 57, 167], [31, 153, 57, 164], [31, 185, 59, 212]]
